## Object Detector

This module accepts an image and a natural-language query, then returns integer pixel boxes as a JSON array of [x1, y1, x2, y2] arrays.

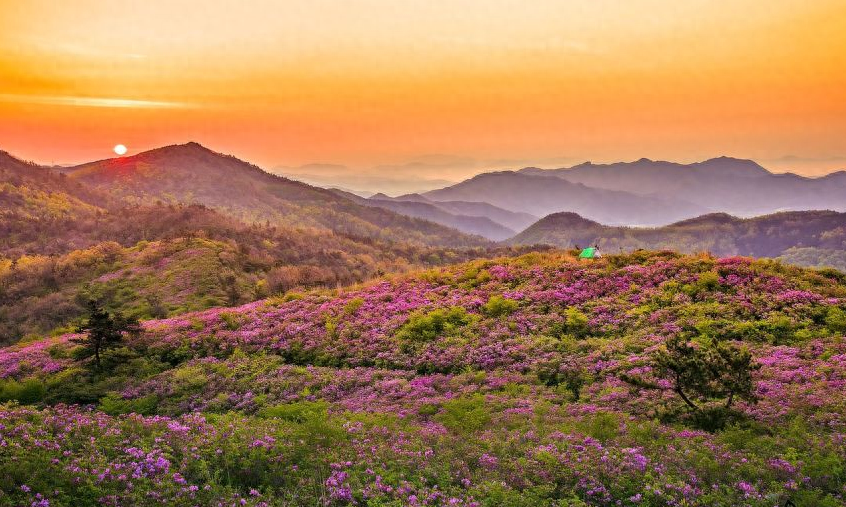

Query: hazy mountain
[[328, 189, 518, 240], [423, 171, 707, 226], [62, 143, 488, 248], [519, 157, 846, 217], [510, 209, 846, 262], [384, 193, 538, 232]]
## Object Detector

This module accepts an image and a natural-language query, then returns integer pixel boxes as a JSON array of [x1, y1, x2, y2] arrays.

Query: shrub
[[98, 393, 157, 415], [825, 307, 846, 334], [395, 306, 473, 344], [259, 400, 329, 423], [0, 379, 45, 404], [482, 295, 518, 318], [563, 307, 590, 338], [436, 394, 492, 433]]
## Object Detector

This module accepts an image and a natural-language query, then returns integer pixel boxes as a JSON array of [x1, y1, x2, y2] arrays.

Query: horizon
[[2, 1, 845, 177], [4, 140, 844, 197]]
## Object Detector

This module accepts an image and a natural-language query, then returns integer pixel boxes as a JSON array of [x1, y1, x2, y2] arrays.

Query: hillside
[[0, 151, 115, 254], [511, 210, 846, 268], [519, 157, 846, 216], [63, 143, 488, 248], [0, 202, 540, 345], [1, 251, 844, 505], [423, 171, 707, 226]]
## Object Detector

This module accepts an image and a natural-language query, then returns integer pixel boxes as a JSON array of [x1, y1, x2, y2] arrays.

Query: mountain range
[[329, 189, 538, 241], [59, 143, 487, 248], [415, 157, 846, 228], [510, 210, 846, 270]]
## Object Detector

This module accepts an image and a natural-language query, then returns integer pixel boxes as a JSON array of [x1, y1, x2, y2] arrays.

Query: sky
[[1, 0, 845, 179]]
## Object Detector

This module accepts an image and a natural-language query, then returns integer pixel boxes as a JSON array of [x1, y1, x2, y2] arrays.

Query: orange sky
[[1, 0, 845, 176]]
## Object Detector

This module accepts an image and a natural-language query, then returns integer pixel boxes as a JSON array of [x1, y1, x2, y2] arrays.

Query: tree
[[621, 334, 760, 425], [72, 300, 141, 370]]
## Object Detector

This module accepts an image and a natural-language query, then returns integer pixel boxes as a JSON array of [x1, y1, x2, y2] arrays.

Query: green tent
[[578, 247, 597, 259]]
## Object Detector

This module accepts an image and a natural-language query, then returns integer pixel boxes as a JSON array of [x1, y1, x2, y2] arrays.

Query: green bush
[[825, 307, 846, 334], [563, 307, 590, 338], [98, 393, 158, 415], [482, 295, 518, 318], [259, 400, 329, 423], [0, 378, 45, 404], [395, 306, 474, 344], [436, 394, 492, 433]]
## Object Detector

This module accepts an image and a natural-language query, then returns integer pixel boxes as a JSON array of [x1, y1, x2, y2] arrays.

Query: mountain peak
[[693, 156, 769, 177]]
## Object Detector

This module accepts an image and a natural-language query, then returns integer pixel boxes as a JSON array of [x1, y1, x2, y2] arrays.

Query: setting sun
[[113, 144, 127, 156]]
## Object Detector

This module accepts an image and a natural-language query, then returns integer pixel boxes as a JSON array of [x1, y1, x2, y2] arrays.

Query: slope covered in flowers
[[1, 251, 845, 506]]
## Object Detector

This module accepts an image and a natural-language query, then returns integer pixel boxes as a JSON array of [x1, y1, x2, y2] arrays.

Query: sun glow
[[113, 144, 127, 156]]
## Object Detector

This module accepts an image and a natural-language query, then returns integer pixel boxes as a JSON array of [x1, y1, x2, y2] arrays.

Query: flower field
[[1, 251, 845, 506]]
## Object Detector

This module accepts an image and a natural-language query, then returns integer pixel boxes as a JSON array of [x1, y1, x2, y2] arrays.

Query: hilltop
[[61, 143, 488, 248], [1, 251, 844, 505], [510, 210, 846, 270]]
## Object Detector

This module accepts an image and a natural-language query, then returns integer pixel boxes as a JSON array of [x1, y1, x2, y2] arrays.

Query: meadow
[[1, 251, 844, 506]]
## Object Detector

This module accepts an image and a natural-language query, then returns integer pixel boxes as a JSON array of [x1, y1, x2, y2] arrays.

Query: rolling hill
[[510, 210, 846, 269], [62, 143, 488, 248], [1, 251, 844, 505]]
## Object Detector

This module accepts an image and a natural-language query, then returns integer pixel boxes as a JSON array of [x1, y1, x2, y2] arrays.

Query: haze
[[1, 0, 845, 177]]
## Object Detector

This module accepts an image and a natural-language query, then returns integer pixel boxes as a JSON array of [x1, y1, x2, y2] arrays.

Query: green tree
[[72, 300, 141, 370], [622, 334, 759, 420]]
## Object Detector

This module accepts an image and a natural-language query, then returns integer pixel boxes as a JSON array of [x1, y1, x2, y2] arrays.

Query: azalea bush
[[1, 251, 845, 506]]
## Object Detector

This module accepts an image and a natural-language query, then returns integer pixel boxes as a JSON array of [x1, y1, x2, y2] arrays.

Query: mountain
[[62, 143, 488, 248], [2, 251, 844, 505], [386, 193, 539, 231], [328, 189, 526, 240], [0, 150, 110, 221], [519, 157, 846, 217], [511, 210, 846, 266], [423, 171, 707, 226], [366, 198, 517, 240]]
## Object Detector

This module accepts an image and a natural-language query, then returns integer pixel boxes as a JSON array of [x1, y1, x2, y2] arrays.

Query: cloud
[[0, 93, 189, 109]]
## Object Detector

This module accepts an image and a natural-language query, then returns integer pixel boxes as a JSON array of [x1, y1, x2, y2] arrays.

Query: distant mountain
[[518, 157, 846, 217], [423, 171, 707, 226], [385, 193, 538, 232], [328, 189, 518, 240], [510, 210, 846, 263], [62, 143, 487, 248]]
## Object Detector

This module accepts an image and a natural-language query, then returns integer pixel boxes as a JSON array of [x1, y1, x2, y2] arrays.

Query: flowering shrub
[[1, 251, 845, 506]]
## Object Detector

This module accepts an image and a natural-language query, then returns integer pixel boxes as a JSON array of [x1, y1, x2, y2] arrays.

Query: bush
[[436, 394, 492, 433], [0, 378, 45, 404], [563, 307, 590, 338], [98, 393, 158, 415], [395, 306, 474, 344], [825, 307, 846, 334], [259, 400, 329, 423], [482, 295, 518, 318]]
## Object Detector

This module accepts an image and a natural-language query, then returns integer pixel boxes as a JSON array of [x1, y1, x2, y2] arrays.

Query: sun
[[113, 144, 128, 156]]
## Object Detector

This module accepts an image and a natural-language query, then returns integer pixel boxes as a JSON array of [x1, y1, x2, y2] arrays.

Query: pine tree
[[72, 300, 141, 370]]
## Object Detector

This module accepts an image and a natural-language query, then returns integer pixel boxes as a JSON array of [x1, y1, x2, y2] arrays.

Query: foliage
[[1, 251, 845, 506], [71, 299, 141, 370]]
